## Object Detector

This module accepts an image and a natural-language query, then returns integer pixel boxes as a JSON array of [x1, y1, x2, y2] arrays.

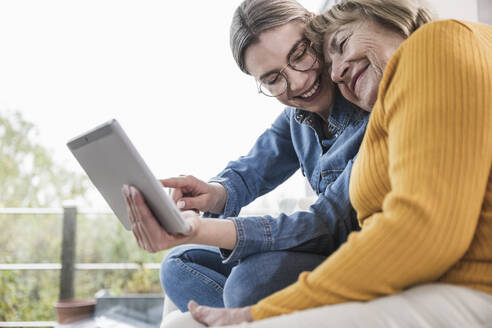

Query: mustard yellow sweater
[[251, 20, 492, 320]]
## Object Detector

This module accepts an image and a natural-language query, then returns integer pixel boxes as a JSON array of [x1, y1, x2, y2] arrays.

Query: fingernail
[[177, 201, 185, 209], [130, 186, 137, 198], [122, 185, 129, 197]]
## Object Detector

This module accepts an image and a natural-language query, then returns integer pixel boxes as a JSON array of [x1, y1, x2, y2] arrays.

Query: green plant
[[0, 110, 90, 208]]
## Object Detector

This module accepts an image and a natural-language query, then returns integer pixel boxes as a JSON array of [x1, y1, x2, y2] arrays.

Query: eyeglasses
[[256, 39, 319, 97]]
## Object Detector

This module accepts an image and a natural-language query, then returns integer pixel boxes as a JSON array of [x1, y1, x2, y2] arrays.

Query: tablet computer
[[67, 119, 190, 234]]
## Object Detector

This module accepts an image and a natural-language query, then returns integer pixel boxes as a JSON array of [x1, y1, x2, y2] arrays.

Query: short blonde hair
[[230, 0, 311, 74], [306, 0, 436, 54]]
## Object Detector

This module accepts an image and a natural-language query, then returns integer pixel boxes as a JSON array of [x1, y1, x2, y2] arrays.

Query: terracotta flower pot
[[53, 299, 96, 324]]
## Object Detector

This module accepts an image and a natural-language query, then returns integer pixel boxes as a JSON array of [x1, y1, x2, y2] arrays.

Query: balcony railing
[[0, 206, 165, 328], [0, 205, 277, 327]]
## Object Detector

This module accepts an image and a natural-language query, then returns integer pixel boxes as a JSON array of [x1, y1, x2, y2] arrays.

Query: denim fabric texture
[[209, 91, 369, 262], [161, 245, 327, 311]]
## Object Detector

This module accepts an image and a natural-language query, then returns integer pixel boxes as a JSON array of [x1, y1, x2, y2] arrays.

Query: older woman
[[176, 0, 492, 327]]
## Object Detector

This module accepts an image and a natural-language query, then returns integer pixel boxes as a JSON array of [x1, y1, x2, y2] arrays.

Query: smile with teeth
[[300, 79, 320, 98]]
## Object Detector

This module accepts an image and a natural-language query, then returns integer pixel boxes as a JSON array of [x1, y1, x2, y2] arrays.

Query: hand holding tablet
[[67, 119, 238, 253], [122, 184, 200, 252], [67, 119, 191, 235]]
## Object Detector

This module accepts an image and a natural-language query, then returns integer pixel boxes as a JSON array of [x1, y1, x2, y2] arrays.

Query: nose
[[330, 57, 349, 84], [284, 67, 310, 94]]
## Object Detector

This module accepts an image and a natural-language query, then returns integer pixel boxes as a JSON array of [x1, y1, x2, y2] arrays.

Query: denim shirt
[[208, 92, 369, 263]]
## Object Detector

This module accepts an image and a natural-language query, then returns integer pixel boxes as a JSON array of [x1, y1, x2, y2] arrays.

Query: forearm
[[220, 161, 358, 263], [220, 207, 355, 263], [191, 218, 237, 250]]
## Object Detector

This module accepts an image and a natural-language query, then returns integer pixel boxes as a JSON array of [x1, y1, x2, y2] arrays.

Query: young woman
[[180, 0, 492, 327], [123, 0, 373, 313]]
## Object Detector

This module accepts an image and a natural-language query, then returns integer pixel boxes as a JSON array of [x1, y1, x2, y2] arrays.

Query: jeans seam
[[174, 258, 224, 293], [262, 217, 273, 251]]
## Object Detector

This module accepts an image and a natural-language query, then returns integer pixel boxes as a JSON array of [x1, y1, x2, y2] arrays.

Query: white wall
[[426, 0, 478, 22], [477, 0, 492, 25]]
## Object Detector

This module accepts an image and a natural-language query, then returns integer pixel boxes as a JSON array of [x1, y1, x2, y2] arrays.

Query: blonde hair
[[230, 0, 311, 74], [306, 0, 436, 54]]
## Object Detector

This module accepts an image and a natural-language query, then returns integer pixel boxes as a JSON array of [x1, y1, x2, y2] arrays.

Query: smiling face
[[244, 21, 335, 120], [324, 19, 405, 111]]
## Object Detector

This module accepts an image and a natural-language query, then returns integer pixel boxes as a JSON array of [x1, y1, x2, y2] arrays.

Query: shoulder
[[394, 19, 492, 77], [399, 19, 491, 57], [406, 19, 478, 42], [411, 19, 474, 36], [377, 19, 492, 120], [381, 19, 490, 88]]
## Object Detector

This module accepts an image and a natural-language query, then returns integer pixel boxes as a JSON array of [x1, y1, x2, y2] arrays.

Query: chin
[[306, 105, 324, 115], [356, 96, 375, 112], [353, 86, 377, 112], [360, 101, 374, 112], [365, 92, 378, 111]]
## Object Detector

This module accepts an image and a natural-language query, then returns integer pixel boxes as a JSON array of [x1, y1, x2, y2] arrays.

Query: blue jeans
[[160, 244, 327, 311]]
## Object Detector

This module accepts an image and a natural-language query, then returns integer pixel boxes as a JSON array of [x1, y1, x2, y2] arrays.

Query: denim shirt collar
[[293, 90, 357, 138]]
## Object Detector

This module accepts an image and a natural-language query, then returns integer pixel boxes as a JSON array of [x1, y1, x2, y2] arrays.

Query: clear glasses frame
[[256, 39, 319, 97]]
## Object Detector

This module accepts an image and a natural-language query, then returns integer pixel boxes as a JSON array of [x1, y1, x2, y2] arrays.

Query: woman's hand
[[188, 301, 253, 326], [122, 184, 200, 253], [160, 175, 227, 214]]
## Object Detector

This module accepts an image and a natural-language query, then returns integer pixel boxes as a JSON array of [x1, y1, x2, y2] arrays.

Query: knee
[[161, 246, 186, 275], [222, 254, 276, 308], [160, 246, 188, 294], [223, 264, 260, 308]]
